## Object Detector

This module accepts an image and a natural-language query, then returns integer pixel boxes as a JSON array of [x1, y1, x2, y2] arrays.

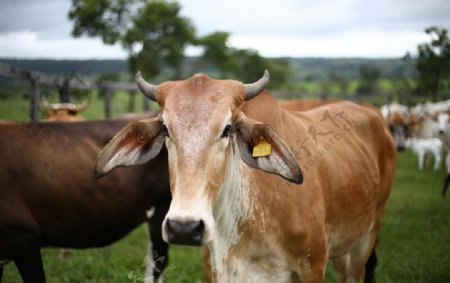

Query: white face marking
[[161, 108, 235, 245]]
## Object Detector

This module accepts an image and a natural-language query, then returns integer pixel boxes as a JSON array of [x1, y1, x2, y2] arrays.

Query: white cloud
[[0, 0, 449, 58], [0, 31, 127, 59], [229, 29, 431, 57]]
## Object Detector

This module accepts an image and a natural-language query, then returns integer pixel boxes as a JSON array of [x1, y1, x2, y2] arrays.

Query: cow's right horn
[[244, 70, 270, 101], [136, 71, 158, 101]]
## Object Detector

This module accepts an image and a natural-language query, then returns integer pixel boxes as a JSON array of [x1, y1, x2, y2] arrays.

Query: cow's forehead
[[159, 74, 243, 124]]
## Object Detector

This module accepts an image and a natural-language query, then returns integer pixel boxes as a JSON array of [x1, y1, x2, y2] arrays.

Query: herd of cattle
[[382, 100, 450, 196], [0, 70, 445, 283]]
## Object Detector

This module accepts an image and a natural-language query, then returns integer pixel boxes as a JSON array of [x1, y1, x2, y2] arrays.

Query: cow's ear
[[234, 117, 303, 184], [94, 117, 166, 178]]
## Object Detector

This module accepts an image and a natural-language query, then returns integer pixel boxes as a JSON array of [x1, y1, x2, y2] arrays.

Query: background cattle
[[0, 119, 170, 283], [43, 98, 89, 122], [405, 138, 443, 170]]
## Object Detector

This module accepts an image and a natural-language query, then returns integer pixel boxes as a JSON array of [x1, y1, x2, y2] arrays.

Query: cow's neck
[[211, 147, 256, 278]]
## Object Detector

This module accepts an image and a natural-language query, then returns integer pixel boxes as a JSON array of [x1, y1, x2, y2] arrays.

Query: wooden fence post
[[29, 77, 40, 121], [103, 88, 112, 118], [128, 91, 136, 112], [143, 96, 151, 111], [59, 79, 71, 103]]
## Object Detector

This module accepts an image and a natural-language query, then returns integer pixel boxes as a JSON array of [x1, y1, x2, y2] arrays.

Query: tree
[[328, 69, 349, 97], [124, 1, 195, 79], [357, 65, 381, 95], [69, 0, 195, 80], [415, 26, 450, 101], [195, 31, 236, 77], [196, 33, 291, 87]]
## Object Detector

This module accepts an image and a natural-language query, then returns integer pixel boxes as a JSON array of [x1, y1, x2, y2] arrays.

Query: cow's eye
[[161, 124, 170, 137], [221, 124, 232, 138]]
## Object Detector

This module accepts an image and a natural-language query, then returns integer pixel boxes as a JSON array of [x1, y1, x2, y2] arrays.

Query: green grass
[[3, 151, 449, 282]]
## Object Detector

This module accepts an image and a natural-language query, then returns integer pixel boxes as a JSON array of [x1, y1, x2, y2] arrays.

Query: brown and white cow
[[43, 101, 89, 121], [95, 71, 396, 282]]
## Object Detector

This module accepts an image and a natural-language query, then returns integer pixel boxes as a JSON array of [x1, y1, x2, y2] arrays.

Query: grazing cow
[[405, 138, 443, 170], [95, 71, 396, 282], [43, 101, 89, 121], [0, 119, 170, 283]]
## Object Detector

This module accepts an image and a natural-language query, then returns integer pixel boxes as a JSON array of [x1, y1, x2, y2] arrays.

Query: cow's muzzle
[[165, 219, 205, 246]]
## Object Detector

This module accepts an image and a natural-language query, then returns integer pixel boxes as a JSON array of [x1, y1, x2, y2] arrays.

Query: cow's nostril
[[166, 219, 204, 246], [192, 220, 204, 242]]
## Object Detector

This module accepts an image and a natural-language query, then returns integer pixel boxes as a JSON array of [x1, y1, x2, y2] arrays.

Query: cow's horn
[[74, 100, 89, 112], [135, 71, 158, 101], [42, 97, 51, 110], [244, 70, 270, 101]]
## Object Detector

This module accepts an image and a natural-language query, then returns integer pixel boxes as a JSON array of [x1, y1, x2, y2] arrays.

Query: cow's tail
[[364, 246, 377, 283], [443, 173, 450, 198]]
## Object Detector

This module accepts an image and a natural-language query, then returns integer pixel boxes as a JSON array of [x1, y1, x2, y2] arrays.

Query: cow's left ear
[[94, 117, 166, 178], [234, 117, 303, 184]]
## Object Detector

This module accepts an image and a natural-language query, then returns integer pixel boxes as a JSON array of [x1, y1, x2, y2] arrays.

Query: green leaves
[[415, 26, 450, 101]]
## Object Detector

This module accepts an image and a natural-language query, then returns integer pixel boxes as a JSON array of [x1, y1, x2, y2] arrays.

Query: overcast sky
[[0, 0, 449, 59]]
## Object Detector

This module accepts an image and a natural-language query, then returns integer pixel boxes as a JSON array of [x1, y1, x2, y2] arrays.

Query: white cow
[[405, 138, 443, 170]]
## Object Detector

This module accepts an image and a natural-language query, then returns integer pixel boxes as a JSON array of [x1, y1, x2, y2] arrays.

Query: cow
[[43, 101, 89, 121], [0, 119, 170, 283], [405, 138, 443, 170], [380, 103, 410, 151], [94, 70, 396, 282]]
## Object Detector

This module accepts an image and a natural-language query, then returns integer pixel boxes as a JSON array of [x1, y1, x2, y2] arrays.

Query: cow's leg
[[0, 264, 3, 283], [144, 205, 170, 283], [364, 248, 377, 283], [331, 254, 349, 283], [347, 232, 377, 283], [434, 151, 441, 170], [418, 152, 424, 170], [14, 247, 45, 283]]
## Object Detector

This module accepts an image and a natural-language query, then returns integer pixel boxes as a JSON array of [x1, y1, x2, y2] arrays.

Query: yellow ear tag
[[252, 137, 272, 157]]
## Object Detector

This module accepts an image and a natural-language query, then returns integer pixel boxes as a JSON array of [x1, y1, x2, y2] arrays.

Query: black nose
[[166, 220, 204, 246], [439, 130, 444, 135]]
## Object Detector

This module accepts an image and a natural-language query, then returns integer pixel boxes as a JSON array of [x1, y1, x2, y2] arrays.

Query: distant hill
[[0, 57, 416, 82], [287, 57, 416, 81]]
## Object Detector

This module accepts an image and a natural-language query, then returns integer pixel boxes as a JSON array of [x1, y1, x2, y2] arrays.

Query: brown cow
[[0, 119, 170, 283], [95, 71, 396, 282], [43, 102, 88, 121], [279, 98, 340, 111]]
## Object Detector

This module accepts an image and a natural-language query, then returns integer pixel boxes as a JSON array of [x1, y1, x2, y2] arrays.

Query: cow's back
[[285, 101, 395, 256]]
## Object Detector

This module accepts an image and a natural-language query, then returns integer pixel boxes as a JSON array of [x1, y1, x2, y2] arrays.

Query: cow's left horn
[[136, 71, 158, 101], [244, 70, 270, 101]]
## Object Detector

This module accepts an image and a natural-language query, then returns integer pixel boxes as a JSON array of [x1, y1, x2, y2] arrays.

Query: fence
[[0, 63, 151, 121]]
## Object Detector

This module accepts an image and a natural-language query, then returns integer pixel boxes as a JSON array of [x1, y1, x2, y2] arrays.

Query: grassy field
[[2, 150, 449, 282]]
